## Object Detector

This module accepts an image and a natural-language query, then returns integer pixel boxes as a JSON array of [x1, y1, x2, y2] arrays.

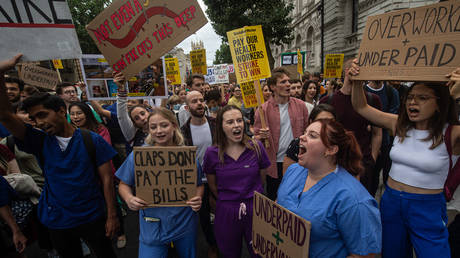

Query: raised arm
[[349, 62, 398, 135], [114, 72, 136, 142], [446, 68, 460, 155], [0, 55, 26, 141], [90, 100, 111, 120]]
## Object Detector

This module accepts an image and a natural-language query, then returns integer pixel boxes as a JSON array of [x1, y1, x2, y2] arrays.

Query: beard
[[190, 107, 205, 118]]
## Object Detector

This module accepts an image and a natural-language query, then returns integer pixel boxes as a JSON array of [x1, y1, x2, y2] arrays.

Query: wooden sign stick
[[254, 80, 269, 148]]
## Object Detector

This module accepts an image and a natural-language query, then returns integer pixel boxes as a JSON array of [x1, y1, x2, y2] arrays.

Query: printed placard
[[19, 64, 59, 90], [134, 146, 197, 206], [0, 0, 82, 61], [240, 81, 264, 108], [190, 49, 207, 75], [324, 54, 344, 79], [227, 25, 271, 84], [86, 0, 208, 78], [165, 58, 181, 85], [52, 59, 64, 69], [355, 1, 460, 82], [297, 49, 303, 76], [252, 192, 311, 257]]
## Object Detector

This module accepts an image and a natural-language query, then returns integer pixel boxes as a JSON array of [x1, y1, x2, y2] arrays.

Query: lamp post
[[320, 0, 324, 74]]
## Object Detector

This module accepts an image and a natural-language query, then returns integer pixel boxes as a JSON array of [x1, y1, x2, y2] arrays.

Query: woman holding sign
[[203, 105, 271, 258], [116, 107, 204, 258], [350, 64, 460, 257], [277, 119, 382, 257]]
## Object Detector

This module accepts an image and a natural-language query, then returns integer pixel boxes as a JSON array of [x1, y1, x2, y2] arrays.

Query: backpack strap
[[80, 129, 99, 177], [6, 135, 15, 154]]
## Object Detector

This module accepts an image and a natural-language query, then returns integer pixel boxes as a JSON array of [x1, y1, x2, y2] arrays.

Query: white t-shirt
[[55, 136, 72, 151], [190, 121, 213, 165], [277, 103, 294, 162]]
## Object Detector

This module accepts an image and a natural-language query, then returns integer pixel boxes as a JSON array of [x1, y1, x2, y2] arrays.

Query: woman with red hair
[[277, 119, 381, 257]]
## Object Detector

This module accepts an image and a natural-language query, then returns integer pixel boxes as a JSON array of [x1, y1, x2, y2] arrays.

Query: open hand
[[0, 54, 22, 73]]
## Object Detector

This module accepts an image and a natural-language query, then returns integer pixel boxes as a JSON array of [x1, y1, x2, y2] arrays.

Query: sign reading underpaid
[[165, 57, 181, 85], [227, 25, 271, 84], [355, 1, 460, 82], [86, 0, 207, 78], [19, 64, 59, 90], [324, 54, 344, 78], [190, 49, 207, 75], [252, 192, 311, 257], [134, 146, 197, 206]]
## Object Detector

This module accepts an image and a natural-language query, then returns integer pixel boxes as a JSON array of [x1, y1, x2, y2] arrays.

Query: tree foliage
[[68, 0, 111, 54], [213, 42, 233, 64], [203, 0, 294, 68]]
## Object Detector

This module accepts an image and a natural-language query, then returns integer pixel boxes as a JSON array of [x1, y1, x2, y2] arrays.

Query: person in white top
[[302, 80, 318, 114], [350, 61, 460, 258]]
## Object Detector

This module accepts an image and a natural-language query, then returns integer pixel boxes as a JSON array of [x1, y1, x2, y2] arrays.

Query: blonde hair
[[144, 107, 184, 146]]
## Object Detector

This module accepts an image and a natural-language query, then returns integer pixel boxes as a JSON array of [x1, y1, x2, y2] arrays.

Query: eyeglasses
[[406, 94, 439, 103]]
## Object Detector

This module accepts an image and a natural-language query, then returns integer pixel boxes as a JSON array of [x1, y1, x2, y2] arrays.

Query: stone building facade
[[271, 0, 437, 73]]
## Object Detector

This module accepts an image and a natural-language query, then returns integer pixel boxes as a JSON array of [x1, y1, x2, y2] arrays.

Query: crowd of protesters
[[0, 52, 460, 258]]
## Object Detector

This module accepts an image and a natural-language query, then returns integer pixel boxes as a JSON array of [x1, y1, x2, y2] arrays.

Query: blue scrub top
[[0, 123, 10, 138], [116, 151, 203, 245], [15, 125, 117, 229], [277, 164, 382, 257]]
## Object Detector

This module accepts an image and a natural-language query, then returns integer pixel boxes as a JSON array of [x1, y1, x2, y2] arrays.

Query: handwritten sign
[[86, 0, 207, 78], [355, 1, 460, 82], [19, 64, 59, 90], [165, 57, 181, 85], [252, 192, 311, 257], [227, 25, 271, 84], [0, 0, 82, 61], [134, 146, 197, 206], [241, 81, 264, 108], [324, 54, 344, 78], [190, 49, 207, 75]]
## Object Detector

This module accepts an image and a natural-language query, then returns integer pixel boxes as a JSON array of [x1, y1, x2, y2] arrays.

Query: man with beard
[[289, 79, 303, 99], [5, 77, 23, 104], [178, 74, 208, 127], [0, 55, 119, 258], [180, 90, 218, 258]]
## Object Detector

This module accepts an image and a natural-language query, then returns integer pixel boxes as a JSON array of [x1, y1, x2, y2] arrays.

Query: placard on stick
[[355, 1, 460, 82], [324, 54, 344, 79], [227, 25, 271, 84], [19, 64, 59, 90], [252, 192, 311, 257], [165, 58, 181, 85], [86, 0, 207, 78], [134, 146, 197, 206], [241, 81, 264, 108], [190, 49, 207, 75]]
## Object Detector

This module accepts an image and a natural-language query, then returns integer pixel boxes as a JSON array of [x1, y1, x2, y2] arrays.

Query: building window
[[306, 27, 313, 52], [352, 0, 358, 33]]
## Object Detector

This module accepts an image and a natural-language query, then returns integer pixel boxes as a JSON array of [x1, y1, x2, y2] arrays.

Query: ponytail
[[319, 120, 364, 176]]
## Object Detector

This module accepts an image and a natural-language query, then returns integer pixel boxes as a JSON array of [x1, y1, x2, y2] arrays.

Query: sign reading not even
[[134, 146, 197, 206], [252, 192, 311, 258], [86, 0, 208, 78], [355, 1, 460, 82], [0, 0, 82, 61]]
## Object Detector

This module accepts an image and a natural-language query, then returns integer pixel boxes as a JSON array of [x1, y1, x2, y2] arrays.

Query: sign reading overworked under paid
[[86, 0, 207, 78], [227, 25, 271, 84], [355, 1, 460, 82], [252, 192, 311, 258], [134, 146, 197, 206], [19, 64, 59, 90]]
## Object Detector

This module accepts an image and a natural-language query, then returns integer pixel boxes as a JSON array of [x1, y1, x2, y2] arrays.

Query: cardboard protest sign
[[165, 58, 181, 85], [241, 81, 264, 108], [134, 146, 197, 206], [324, 54, 344, 78], [252, 192, 311, 257], [86, 0, 207, 78], [227, 25, 271, 84], [19, 64, 59, 90], [190, 49, 207, 75], [355, 1, 460, 82], [0, 1, 82, 61], [80, 54, 167, 100]]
